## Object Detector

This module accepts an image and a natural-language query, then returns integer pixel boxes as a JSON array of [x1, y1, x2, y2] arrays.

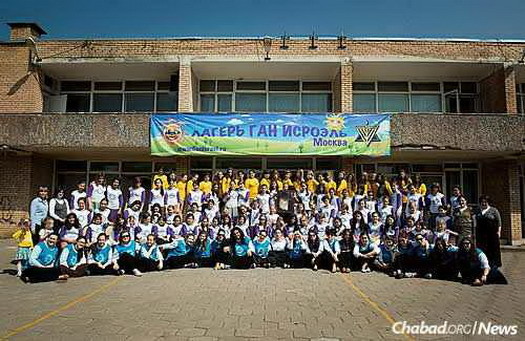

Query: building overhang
[[353, 60, 503, 81]]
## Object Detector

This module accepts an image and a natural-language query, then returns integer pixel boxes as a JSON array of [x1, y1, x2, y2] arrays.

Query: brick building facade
[[0, 23, 524, 244]]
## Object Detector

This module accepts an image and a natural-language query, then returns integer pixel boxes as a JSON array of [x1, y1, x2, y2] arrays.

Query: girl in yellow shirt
[[12, 219, 33, 277], [199, 174, 213, 195], [245, 170, 260, 200], [176, 174, 188, 202]]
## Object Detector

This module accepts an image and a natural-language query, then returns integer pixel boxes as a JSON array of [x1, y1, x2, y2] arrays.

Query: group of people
[[14, 167, 503, 286]]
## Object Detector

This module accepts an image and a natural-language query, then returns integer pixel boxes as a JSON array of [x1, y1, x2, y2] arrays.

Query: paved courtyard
[[0, 239, 524, 341]]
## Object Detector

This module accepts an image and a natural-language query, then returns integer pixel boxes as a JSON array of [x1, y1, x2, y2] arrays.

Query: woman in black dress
[[475, 195, 502, 268]]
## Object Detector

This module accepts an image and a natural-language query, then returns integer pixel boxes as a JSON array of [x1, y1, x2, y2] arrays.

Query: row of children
[[14, 216, 494, 286]]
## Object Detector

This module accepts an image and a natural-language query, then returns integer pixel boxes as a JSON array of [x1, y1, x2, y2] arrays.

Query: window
[[199, 80, 332, 113], [353, 81, 474, 113], [60, 80, 178, 113], [93, 94, 123, 112], [215, 158, 262, 170], [267, 158, 313, 170], [236, 93, 266, 112], [316, 158, 342, 171], [517, 83, 525, 114], [444, 82, 479, 113], [444, 163, 479, 203]]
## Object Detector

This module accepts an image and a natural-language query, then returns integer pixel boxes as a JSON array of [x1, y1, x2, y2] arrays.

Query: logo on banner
[[355, 121, 381, 146], [162, 120, 184, 144]]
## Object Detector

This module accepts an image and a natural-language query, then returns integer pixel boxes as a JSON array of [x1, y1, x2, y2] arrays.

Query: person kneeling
[[88, 233, 119, 275], [59, 236, 89, 279], [115, 232, 142, 276], [193, 231, 213, 268], [321, 229, 340, 273], [162, 234, 194, 269], [21, 233, 64, 283], [252, 230, 271, 268], [138, 234, 164, 272], [457, 238, 490, 286], [286, 231, 307, 268], [353, 233, 380, 273], [229, 227, 254, 269]]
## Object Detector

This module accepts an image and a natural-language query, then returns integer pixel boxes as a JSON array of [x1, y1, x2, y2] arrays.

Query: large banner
[[150, 113, 390, 156]]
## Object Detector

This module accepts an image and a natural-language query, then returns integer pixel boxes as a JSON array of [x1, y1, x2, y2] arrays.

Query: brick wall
[[482, 160, 523, 245], [340, 62, 352, 113], [0, 154, 53, 237], [35, 39, 525, 61], [0, 45, 43, 113], [178, 61, 193, 112], [0, 155, 32, 236], [479, 67, 506, 113], [505, 66, 518, 114]]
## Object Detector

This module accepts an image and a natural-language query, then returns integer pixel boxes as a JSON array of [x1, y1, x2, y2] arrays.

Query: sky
[[0, 0, 524, 40]]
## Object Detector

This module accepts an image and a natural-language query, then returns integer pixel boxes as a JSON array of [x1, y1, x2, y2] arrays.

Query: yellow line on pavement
[[1, 277, 122, 340], [340, 274, 416, 341]]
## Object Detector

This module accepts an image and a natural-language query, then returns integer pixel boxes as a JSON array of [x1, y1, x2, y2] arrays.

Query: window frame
[[60, 80, 178, 113], [352, 81, 481, 113], [199, 80, 333, 113]]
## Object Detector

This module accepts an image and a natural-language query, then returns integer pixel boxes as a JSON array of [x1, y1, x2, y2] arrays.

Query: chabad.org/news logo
[[392, 321, 518, 336]]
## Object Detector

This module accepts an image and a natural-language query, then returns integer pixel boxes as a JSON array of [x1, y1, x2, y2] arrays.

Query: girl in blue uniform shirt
[[352, 232, 380, 273], [21, 233, 64, 283], [229, 227, 254, 269], [193, 231, 213, 268], [321, 229, 340, 273], [59, 236, 88, 278], [338, 229, 354, 273], [211, 229, 230, 270], [393, 232, 415, 279], [411, 233, 432, 278], [138, 234, 164, 272], [375, 237, 396, 275], [252, 230, 271, 268], [286, 231, 308, 268], [115, 232, 142, 276], [88, 233, 119, 275], [162, 234, 195, 269], [457, 237, 491, 286], [429, 238, 458, 281]]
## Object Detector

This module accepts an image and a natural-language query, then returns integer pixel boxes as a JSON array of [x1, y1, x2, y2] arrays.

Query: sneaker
[[424, 273, 433, 279], [313, 264, 318, 271], [404, 272, 416, 278], [250, 263, 256, 269], [395, 271, 405, 279], [132, 269, 143, 277], [16, 271, 22, 277], [117, 269, 125, 276], [57, 274, 69, 281], [20, 276, 30, 283], [472, 279, 484, 286]]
